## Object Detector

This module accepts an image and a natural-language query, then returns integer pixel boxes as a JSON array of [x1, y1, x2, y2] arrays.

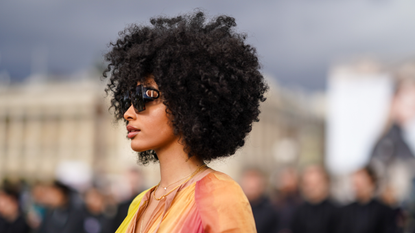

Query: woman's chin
[[130, 142, 151, 152], [131, 146, 145, 152]]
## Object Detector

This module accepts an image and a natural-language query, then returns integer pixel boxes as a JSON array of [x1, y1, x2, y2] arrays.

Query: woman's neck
[[155, 140, 204, 188]]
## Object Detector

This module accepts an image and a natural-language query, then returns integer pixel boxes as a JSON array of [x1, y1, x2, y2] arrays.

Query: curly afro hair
[[103, 11, 268, 164]]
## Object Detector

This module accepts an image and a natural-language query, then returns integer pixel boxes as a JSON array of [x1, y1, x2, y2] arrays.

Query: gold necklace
[[160, 164, 207, 190], [160, 172, 193, 191], [153, 164, 207, 201]]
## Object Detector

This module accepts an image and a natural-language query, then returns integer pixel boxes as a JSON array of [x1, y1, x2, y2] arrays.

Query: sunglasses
[[121, 85, 160, 113]]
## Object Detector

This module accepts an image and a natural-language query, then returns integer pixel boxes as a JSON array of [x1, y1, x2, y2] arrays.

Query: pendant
[[164, 187, 167, 190]]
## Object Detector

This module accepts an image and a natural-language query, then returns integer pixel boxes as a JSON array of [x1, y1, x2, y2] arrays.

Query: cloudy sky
[[1, 0, 415, 90]]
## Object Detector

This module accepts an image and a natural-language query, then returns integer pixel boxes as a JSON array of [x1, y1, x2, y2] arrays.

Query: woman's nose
[[123, 105, 136, 121]]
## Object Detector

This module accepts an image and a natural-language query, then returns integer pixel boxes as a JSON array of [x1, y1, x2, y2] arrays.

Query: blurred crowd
[[240, 164, 410, 233], [0, 169, 145, 233], [1, 163, 414, 233], [1, 164, 414, 233]]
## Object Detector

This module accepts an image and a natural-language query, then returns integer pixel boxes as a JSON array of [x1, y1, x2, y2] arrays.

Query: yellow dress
[[116, 169, 256, 233]]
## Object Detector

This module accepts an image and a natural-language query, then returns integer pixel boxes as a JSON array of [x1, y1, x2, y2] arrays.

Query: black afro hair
[[103, 10, 268, 164]]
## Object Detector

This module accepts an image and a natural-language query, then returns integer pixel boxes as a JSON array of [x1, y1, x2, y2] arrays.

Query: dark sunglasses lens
[[121, 93, 131, 113], [132, 85, 146, 112]]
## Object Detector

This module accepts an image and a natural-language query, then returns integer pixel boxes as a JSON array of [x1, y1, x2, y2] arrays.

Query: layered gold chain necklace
[[139, 164, 207, 233], [153, 164, 207, 201]]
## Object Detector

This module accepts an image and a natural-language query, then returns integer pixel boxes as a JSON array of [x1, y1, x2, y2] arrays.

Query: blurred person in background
[[37, 181, 84, 233], [272, 166, 302, 233], [0, 187, 30, 233], [380, 182, 406, 231], [240, 168, 279, 233], [291, 164, 338, 233], [109, 168, 145, 233], [81, 187, 112, 233], [371, 65, 415, 162], [336, 166, 398, 233], [371, 68, 415, 193], [370, 65, 415, 231], [26, 182, 48, 231]]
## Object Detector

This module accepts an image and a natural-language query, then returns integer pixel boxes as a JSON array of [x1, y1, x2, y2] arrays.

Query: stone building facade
[[0, 76, 325, 186]]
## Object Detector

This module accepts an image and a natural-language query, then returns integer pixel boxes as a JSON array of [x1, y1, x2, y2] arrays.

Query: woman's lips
[[126, 125, 141, 139], [127, 131, 139, 139]]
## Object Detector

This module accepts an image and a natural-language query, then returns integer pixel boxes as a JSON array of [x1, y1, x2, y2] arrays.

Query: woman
[[103, 11, 268, 233]]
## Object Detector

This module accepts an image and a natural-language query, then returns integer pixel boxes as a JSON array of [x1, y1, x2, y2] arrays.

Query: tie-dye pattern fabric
[[115, 170, 256, 233]]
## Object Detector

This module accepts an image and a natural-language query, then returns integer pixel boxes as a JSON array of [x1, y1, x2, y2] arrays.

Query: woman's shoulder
[[195, 170, 249, 206], [195, 170, 256, 233], [197, 170, 242, 191]]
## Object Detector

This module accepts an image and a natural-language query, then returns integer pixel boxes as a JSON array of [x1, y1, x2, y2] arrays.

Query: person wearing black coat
[[37, 181, 84, 233], [337, 199, 397, 233], [80, 187, 113, 233], [241, 168, 279, 233], [0, 215, 30, 233], [0, 188, 30, 233], [336, 167, 398, 233], [291, 165, 338, 233]]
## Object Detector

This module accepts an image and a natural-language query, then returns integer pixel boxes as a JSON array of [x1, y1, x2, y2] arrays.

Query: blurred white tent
[[326, 61, 393, 175], [55, 160, 92, 191]]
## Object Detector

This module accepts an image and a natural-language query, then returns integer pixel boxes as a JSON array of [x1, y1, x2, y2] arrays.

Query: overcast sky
[[1, 0, 415, 90]]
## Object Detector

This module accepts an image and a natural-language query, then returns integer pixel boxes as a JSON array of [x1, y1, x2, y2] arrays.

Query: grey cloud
[[1, 0, 415, 90]]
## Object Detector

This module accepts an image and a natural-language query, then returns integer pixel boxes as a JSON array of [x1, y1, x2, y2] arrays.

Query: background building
[[0, 74, 325, 188]]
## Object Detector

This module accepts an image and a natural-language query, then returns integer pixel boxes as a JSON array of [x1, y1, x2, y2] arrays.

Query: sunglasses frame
[[121, 85, 160, 113]]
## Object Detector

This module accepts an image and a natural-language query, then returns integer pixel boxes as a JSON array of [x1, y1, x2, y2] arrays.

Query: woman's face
[[123, 78, 178, 153]]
